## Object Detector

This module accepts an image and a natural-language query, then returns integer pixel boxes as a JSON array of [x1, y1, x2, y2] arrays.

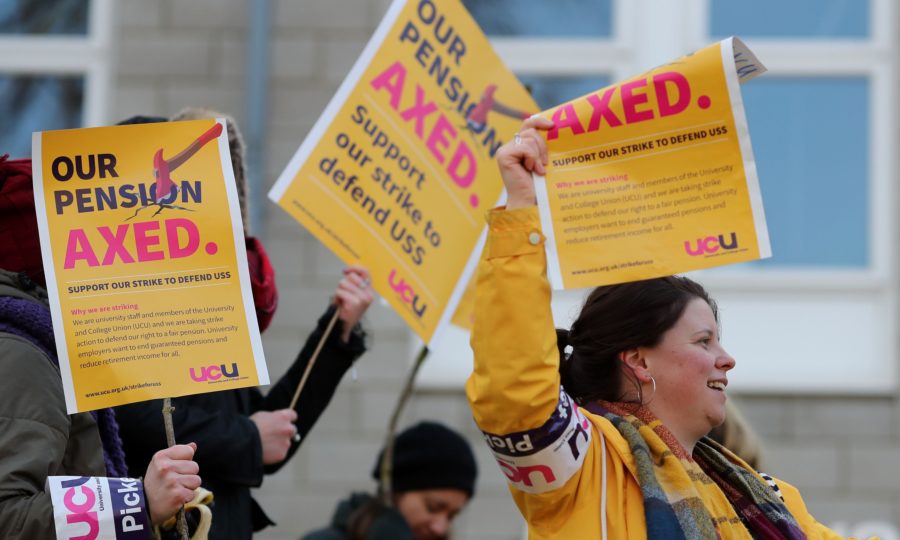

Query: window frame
[[0, 0, 113, 130]]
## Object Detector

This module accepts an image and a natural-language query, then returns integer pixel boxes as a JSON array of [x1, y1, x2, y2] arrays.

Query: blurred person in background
[[710, 400, 765, 470], [302, 421, 478, 540]]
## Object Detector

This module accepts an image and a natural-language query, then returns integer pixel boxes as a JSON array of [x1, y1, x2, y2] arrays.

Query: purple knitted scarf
[[0, 292, 129, 477]]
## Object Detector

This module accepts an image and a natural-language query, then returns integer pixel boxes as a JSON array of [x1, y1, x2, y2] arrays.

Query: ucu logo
[[387, 269, 427, 319], [60, 477, 99, 539], [684, 232, 738, 256], [497, 462, 557, 488], [189, 363, 239, 382]]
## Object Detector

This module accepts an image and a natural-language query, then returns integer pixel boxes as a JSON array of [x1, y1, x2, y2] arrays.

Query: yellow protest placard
[[32, 119, 268, 413], [269, 0, 536, 343], [534, 37, 770, 289]]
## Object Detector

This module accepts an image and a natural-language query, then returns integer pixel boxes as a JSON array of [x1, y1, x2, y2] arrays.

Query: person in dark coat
[[0, 154, 202, 539], [116, 272, 371, 537], [113, 109, 375, 538], [302, 421, 478, 540]]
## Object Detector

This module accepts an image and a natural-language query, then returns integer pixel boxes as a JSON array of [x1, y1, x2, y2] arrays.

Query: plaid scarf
[[585, 401, 806, 540]]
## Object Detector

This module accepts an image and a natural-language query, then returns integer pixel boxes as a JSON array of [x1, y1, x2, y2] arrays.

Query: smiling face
[[395, 488, 469, 540], [638, 297, 736, 450]]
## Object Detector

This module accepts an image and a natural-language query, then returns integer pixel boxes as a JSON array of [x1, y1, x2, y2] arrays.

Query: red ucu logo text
[[189, 363, 239, 382], [387, 269, 427, 319], [497, 462, 556, 488], [684, 232, 738, 256], [60, 477, 99, 539]]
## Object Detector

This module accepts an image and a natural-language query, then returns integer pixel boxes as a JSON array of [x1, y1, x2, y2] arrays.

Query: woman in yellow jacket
[[465, 116, 842, 539]]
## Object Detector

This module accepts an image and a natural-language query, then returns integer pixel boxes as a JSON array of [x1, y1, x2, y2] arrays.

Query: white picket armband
[[48, 476, 151, 540]]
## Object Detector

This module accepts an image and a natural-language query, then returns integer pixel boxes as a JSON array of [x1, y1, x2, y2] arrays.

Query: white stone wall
[[111, 2, 900, 539]]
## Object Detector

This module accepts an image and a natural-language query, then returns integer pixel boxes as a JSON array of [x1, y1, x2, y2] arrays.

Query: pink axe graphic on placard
[[153, 123, 223, 202], [466, 84, 531, 132], [127, 122, 223, 220]]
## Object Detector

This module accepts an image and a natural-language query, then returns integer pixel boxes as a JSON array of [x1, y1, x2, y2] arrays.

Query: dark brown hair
[[347, 497, 385, 540], [558, 275, 717, 404]]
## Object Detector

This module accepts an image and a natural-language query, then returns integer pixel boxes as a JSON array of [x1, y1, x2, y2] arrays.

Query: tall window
[[0, 0, 112, 157]]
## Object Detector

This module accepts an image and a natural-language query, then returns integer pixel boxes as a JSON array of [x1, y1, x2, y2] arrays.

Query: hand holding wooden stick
[[288, 267, 373, 441]]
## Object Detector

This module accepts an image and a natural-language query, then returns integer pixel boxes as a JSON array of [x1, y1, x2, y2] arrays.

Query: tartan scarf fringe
[[585, 400, 806, 540]]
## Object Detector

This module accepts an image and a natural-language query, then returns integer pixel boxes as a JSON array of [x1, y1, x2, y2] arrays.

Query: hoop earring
[[643, 375, 657, 406]]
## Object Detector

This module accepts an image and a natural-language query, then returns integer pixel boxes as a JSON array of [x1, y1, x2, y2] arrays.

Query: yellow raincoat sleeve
[[465, 206, 602, 538], [466, 206, 560, 434]]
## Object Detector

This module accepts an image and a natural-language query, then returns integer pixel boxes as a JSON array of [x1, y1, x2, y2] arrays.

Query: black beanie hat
[[372, 421, 477, 497]]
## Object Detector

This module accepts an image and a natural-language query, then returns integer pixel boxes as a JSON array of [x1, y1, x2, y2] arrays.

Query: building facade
[[2, 1, 898, 538]]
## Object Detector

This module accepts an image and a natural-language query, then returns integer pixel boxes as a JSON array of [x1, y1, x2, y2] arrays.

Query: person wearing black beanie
[[302, 421, 478, 540]]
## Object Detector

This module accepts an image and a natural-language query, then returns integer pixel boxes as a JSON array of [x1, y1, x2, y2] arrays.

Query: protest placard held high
[[270, 0, 537, 344], [33, 119, 268, 413], [534, 37, 770, 289]]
